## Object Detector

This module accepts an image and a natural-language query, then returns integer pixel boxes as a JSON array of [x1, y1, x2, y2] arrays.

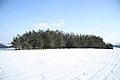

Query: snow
[[0, 48, 120, 80]]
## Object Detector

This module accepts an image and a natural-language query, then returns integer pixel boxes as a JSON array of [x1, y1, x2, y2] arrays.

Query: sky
[[0, 0, 120, 44]]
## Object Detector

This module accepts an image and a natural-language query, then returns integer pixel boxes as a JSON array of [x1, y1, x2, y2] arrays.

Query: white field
[[0, 48, 120, 80]]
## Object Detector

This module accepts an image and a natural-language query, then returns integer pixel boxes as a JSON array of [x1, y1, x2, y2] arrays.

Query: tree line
[[11, 29, 113, 50]]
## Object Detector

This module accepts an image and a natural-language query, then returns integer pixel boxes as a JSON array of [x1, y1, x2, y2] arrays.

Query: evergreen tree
[[11, 29, 113, 50]]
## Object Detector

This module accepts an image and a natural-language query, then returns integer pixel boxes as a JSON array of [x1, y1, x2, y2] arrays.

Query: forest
[[11, 29, 113, 50]]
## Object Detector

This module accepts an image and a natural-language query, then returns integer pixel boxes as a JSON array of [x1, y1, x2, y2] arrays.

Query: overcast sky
[[0, 0, 120, 44]]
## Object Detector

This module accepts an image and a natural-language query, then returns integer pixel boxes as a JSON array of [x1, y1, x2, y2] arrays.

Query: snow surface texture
[[0, 48, 120, 80]]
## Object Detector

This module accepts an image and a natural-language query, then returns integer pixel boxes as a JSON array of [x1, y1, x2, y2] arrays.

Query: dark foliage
[[11, 29, 113, 50], [105, 43, 113, 49]]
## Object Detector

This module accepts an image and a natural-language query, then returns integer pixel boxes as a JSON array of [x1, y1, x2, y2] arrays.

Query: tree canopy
[[11, 29, 113, 50]]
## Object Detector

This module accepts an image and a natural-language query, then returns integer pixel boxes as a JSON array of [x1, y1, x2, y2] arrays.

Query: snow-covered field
[[0, 48, 120, 80]]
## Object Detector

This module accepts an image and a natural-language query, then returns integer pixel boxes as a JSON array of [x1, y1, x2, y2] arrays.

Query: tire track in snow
[[0, 58, 4, 79], [1, 69, 46, 80], [52, 52, 120, 80], [71, 53, 120, 80], [0, 49, 120, 80], [84, 53, 119, 80]]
